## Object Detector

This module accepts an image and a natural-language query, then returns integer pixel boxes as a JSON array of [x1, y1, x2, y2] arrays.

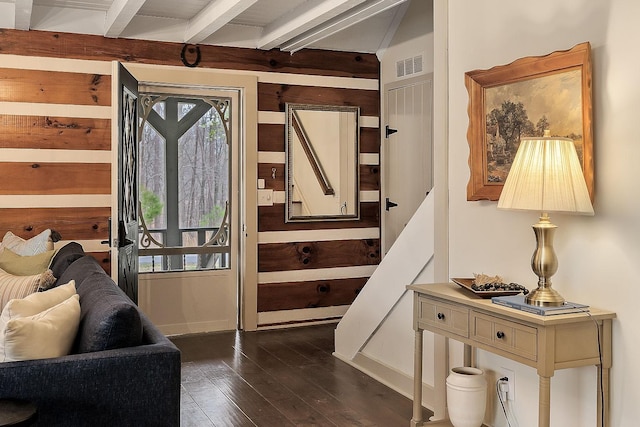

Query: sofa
[[0, 242, 181, 426]]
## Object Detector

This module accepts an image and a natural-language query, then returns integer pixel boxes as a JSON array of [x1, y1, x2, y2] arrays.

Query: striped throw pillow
[[0, 268, 56, 310]]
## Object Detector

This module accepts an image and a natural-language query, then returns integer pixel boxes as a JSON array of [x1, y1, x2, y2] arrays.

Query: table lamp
[[497, 131, 594, 306]]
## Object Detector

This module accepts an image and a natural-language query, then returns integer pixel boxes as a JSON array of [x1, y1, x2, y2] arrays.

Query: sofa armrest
[[0, 332, 181, 426]]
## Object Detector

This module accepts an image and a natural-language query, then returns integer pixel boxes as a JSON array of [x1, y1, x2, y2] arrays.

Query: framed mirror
[[285, 103, 360, 222]]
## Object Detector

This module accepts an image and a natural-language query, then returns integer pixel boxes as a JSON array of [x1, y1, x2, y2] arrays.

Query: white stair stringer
[[334, 191, 435, 360]]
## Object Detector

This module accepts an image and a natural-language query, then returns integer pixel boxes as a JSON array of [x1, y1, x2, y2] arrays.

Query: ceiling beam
[[257, 0, 367, 50], [185, 0, 258, 45], [280, 0, 409, 53], [375, 1, 410, 59], [14, 0, 33, 31], [104, 0, 147, 38]]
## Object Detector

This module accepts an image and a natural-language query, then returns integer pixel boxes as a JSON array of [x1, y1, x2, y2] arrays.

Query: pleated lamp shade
[[497, 136, 593, 216]]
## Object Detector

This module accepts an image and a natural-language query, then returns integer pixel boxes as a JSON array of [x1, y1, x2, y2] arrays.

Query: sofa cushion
[[0, 268, 57, 310], [67, 256, 143, 353], [0, 294, 81, 362], [49, 242, 85, 281], [0, 248, 56, 276], [0, 229, 54, 256], [56, 252, 105, 289]]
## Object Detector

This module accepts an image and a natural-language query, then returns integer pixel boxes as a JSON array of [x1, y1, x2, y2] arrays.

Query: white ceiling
[[1, 0, 411, 54]]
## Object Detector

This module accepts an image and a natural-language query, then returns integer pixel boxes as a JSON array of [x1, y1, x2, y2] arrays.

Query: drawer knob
[[437, 312, 445, 320], [496, 331, 505, 339]]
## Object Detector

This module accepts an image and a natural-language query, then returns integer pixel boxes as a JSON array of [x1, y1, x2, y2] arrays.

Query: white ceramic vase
[[446, 367, 487, 427]]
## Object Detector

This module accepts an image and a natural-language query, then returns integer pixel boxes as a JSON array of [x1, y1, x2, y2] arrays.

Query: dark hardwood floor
[[171, 323, 431, 427]]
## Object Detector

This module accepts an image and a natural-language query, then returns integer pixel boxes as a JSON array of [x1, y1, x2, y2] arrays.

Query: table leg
[[430, 335, 448, 422], [411, 329, 423, 427], [597, 365, 610, 427], [538, 376, 551, 427], [464, 343, 472, 367]]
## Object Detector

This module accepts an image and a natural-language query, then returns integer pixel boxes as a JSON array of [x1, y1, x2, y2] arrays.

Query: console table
[[408, 282, 615, 427]]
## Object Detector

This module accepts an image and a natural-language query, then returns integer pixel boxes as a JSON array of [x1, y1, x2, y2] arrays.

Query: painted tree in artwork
[[486, 100, 535, 155], [535, 115, 550, 136]]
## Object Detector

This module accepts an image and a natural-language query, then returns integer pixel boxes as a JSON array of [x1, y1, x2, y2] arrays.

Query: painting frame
[[465, 42, 594, 201]]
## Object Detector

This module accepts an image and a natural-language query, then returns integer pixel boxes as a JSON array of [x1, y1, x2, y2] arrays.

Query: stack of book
[[491, 294, 589, 315]]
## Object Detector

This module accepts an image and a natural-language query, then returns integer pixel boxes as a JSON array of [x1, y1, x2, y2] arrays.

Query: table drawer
[[419, 297, 469, 338], [471, 311, 537, 361]]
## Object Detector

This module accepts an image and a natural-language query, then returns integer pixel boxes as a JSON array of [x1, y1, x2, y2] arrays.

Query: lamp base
[[527, 214, 564, 307], [525, 286, 565, 307]]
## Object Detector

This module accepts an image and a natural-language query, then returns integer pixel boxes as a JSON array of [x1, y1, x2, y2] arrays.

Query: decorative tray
[[451, 278, 524, 298]]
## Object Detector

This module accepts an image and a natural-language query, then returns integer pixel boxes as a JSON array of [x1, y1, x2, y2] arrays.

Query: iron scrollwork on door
[[122, 89, 138, 226]]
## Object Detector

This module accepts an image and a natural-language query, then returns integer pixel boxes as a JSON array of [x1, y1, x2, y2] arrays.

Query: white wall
[[379, 0, 434, 84], [447, 0, 639, 426], [357, 0, 435, 381]]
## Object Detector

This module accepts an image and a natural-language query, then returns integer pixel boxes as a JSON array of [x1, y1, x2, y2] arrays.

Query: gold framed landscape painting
[[464, 42, 594, 201]]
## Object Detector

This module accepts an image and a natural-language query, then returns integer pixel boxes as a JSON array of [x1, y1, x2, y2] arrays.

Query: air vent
[[396, 60, 405, 78], [413, 54, 423, 74], [396, 54, 425, 79], [404, 57, 414, 75]]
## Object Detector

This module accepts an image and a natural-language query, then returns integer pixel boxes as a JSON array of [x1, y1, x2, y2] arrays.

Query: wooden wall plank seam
[[258, 228, 380, 244], [0, 149, 111, 163]]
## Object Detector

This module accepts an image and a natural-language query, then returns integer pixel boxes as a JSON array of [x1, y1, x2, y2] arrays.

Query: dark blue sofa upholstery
[[0, 243, 181, 426]]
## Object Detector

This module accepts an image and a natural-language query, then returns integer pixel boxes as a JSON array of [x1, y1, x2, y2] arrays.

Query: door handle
[[118, 238, 134, 248], [101, 217, 112, 245], [117, 220, 135, 248], [385, 198, 398, 211]]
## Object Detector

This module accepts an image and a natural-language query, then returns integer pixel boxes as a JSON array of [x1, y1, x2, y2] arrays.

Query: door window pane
[[138, 93, 230, 272]]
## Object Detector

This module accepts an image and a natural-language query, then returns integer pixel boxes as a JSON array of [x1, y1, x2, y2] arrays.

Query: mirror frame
[[285, 103, 360, 222]]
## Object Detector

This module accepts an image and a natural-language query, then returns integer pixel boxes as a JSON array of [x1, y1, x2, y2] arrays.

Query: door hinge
[[385, 125, 398, 138]]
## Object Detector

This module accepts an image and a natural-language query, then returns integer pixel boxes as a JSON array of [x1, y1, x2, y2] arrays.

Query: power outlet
[[499, 367, 515, 401]]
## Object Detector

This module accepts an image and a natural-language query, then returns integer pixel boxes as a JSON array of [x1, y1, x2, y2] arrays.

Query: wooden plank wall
[[257, 85, 381, 318], [0, 29, 380, 320], [0, 59, 113, 271]]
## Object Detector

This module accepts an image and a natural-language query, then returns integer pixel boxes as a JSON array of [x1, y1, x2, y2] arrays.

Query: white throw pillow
[[1, 281, 76, 320], [0, 230, 54, 256], [0, 268, 56, 310], [0, 294, 80, 362]]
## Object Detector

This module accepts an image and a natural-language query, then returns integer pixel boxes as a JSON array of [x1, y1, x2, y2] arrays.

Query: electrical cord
[[496, 377, 519, 427], [496, 378, 511, 427], [579, 308, 605, 427]]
